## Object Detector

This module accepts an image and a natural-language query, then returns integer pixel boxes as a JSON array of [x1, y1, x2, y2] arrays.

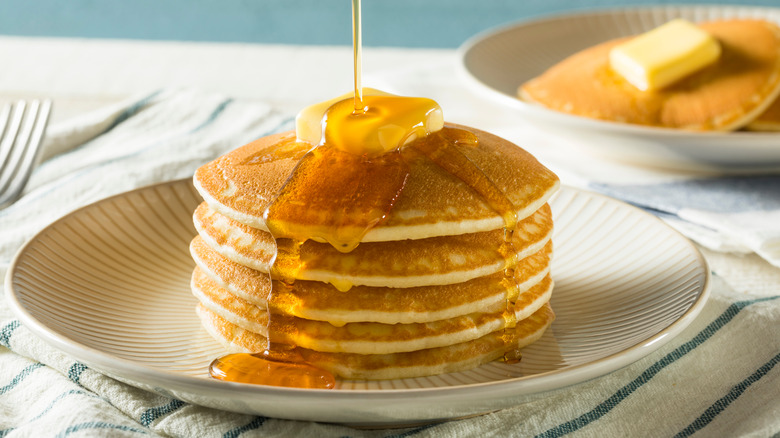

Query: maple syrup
[[209, 0, 525, 388], [352, 0, 363, 112], [209, 347, 335, 389], [264, 144, 410, 252]]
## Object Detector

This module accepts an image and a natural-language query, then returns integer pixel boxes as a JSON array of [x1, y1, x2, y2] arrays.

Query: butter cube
[[296, 88, 393, 146], [609, 19, 721, 91]]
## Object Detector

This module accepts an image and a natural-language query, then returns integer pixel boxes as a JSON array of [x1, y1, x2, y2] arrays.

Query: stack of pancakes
[[520, 19, 780, 131], [190, 124, 560, 380]]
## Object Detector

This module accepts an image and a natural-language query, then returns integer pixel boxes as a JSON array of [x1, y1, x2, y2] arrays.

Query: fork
[[0, 99, 52, 209]]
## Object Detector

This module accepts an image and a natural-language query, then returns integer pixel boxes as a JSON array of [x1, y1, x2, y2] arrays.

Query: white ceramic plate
[[459, 6, 780, 171], [6, 179, 710, 426]]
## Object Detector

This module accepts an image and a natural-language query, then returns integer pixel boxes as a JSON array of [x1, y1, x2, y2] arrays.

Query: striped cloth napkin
[[595, 176, 780, 264], [540, 157, 780, 273], [1, 89, 778, 437]]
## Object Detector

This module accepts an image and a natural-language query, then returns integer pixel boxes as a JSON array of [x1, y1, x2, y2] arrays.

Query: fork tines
[[0, 99, 52, 208]]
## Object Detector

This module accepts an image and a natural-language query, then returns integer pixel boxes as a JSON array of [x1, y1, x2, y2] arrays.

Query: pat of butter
[[609, 19, 721, 91], [296, 88, 444, 155], [296, 88, 393, 146]]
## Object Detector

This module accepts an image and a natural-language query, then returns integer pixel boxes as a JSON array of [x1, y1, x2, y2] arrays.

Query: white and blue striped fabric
[[1, 90, 778, 437], [589, 176, 780, 269]]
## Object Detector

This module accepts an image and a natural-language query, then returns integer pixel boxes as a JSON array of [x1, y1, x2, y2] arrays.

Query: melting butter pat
[[296, 88, 444, 155], [296, 88, 394, 146], [609, 19, 721, 91]]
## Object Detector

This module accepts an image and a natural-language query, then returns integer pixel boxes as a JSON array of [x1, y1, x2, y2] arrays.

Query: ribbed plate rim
[[4, 179, 710, 414]]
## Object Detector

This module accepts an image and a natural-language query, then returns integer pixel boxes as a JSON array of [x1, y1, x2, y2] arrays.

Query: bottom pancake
[[196, 303, 554, 380]]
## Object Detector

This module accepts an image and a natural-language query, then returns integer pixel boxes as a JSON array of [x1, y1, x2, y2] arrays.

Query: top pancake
[[519, 19, 780, 131], [194, 124, 559, 242]]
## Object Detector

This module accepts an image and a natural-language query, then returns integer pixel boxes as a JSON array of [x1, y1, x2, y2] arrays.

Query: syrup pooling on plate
[[209, 345, 336, 389]]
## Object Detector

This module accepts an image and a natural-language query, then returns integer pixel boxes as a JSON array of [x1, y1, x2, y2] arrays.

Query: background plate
[[6, 179, 710, 426], [459, 6, 780, 171]]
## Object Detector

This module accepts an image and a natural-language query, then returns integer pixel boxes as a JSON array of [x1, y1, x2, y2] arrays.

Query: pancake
[[191, 111, 559, 381], [746, 96, 780, 131], [193, 269, 553, 354], [196, 303, 555, 380], [520, 19, 780, 131], [193, 201, 553, 289], [194, 124, 560, 241], [191, 236, 553, 324]]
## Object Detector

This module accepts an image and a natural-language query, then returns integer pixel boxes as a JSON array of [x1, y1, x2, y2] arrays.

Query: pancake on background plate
[[191, 122, 560, 380], [747, 97, 780, 131], [519, 19, 780, 131]]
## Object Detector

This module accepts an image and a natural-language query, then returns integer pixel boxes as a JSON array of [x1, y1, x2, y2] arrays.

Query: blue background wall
[[1, 0, 776, 48]]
